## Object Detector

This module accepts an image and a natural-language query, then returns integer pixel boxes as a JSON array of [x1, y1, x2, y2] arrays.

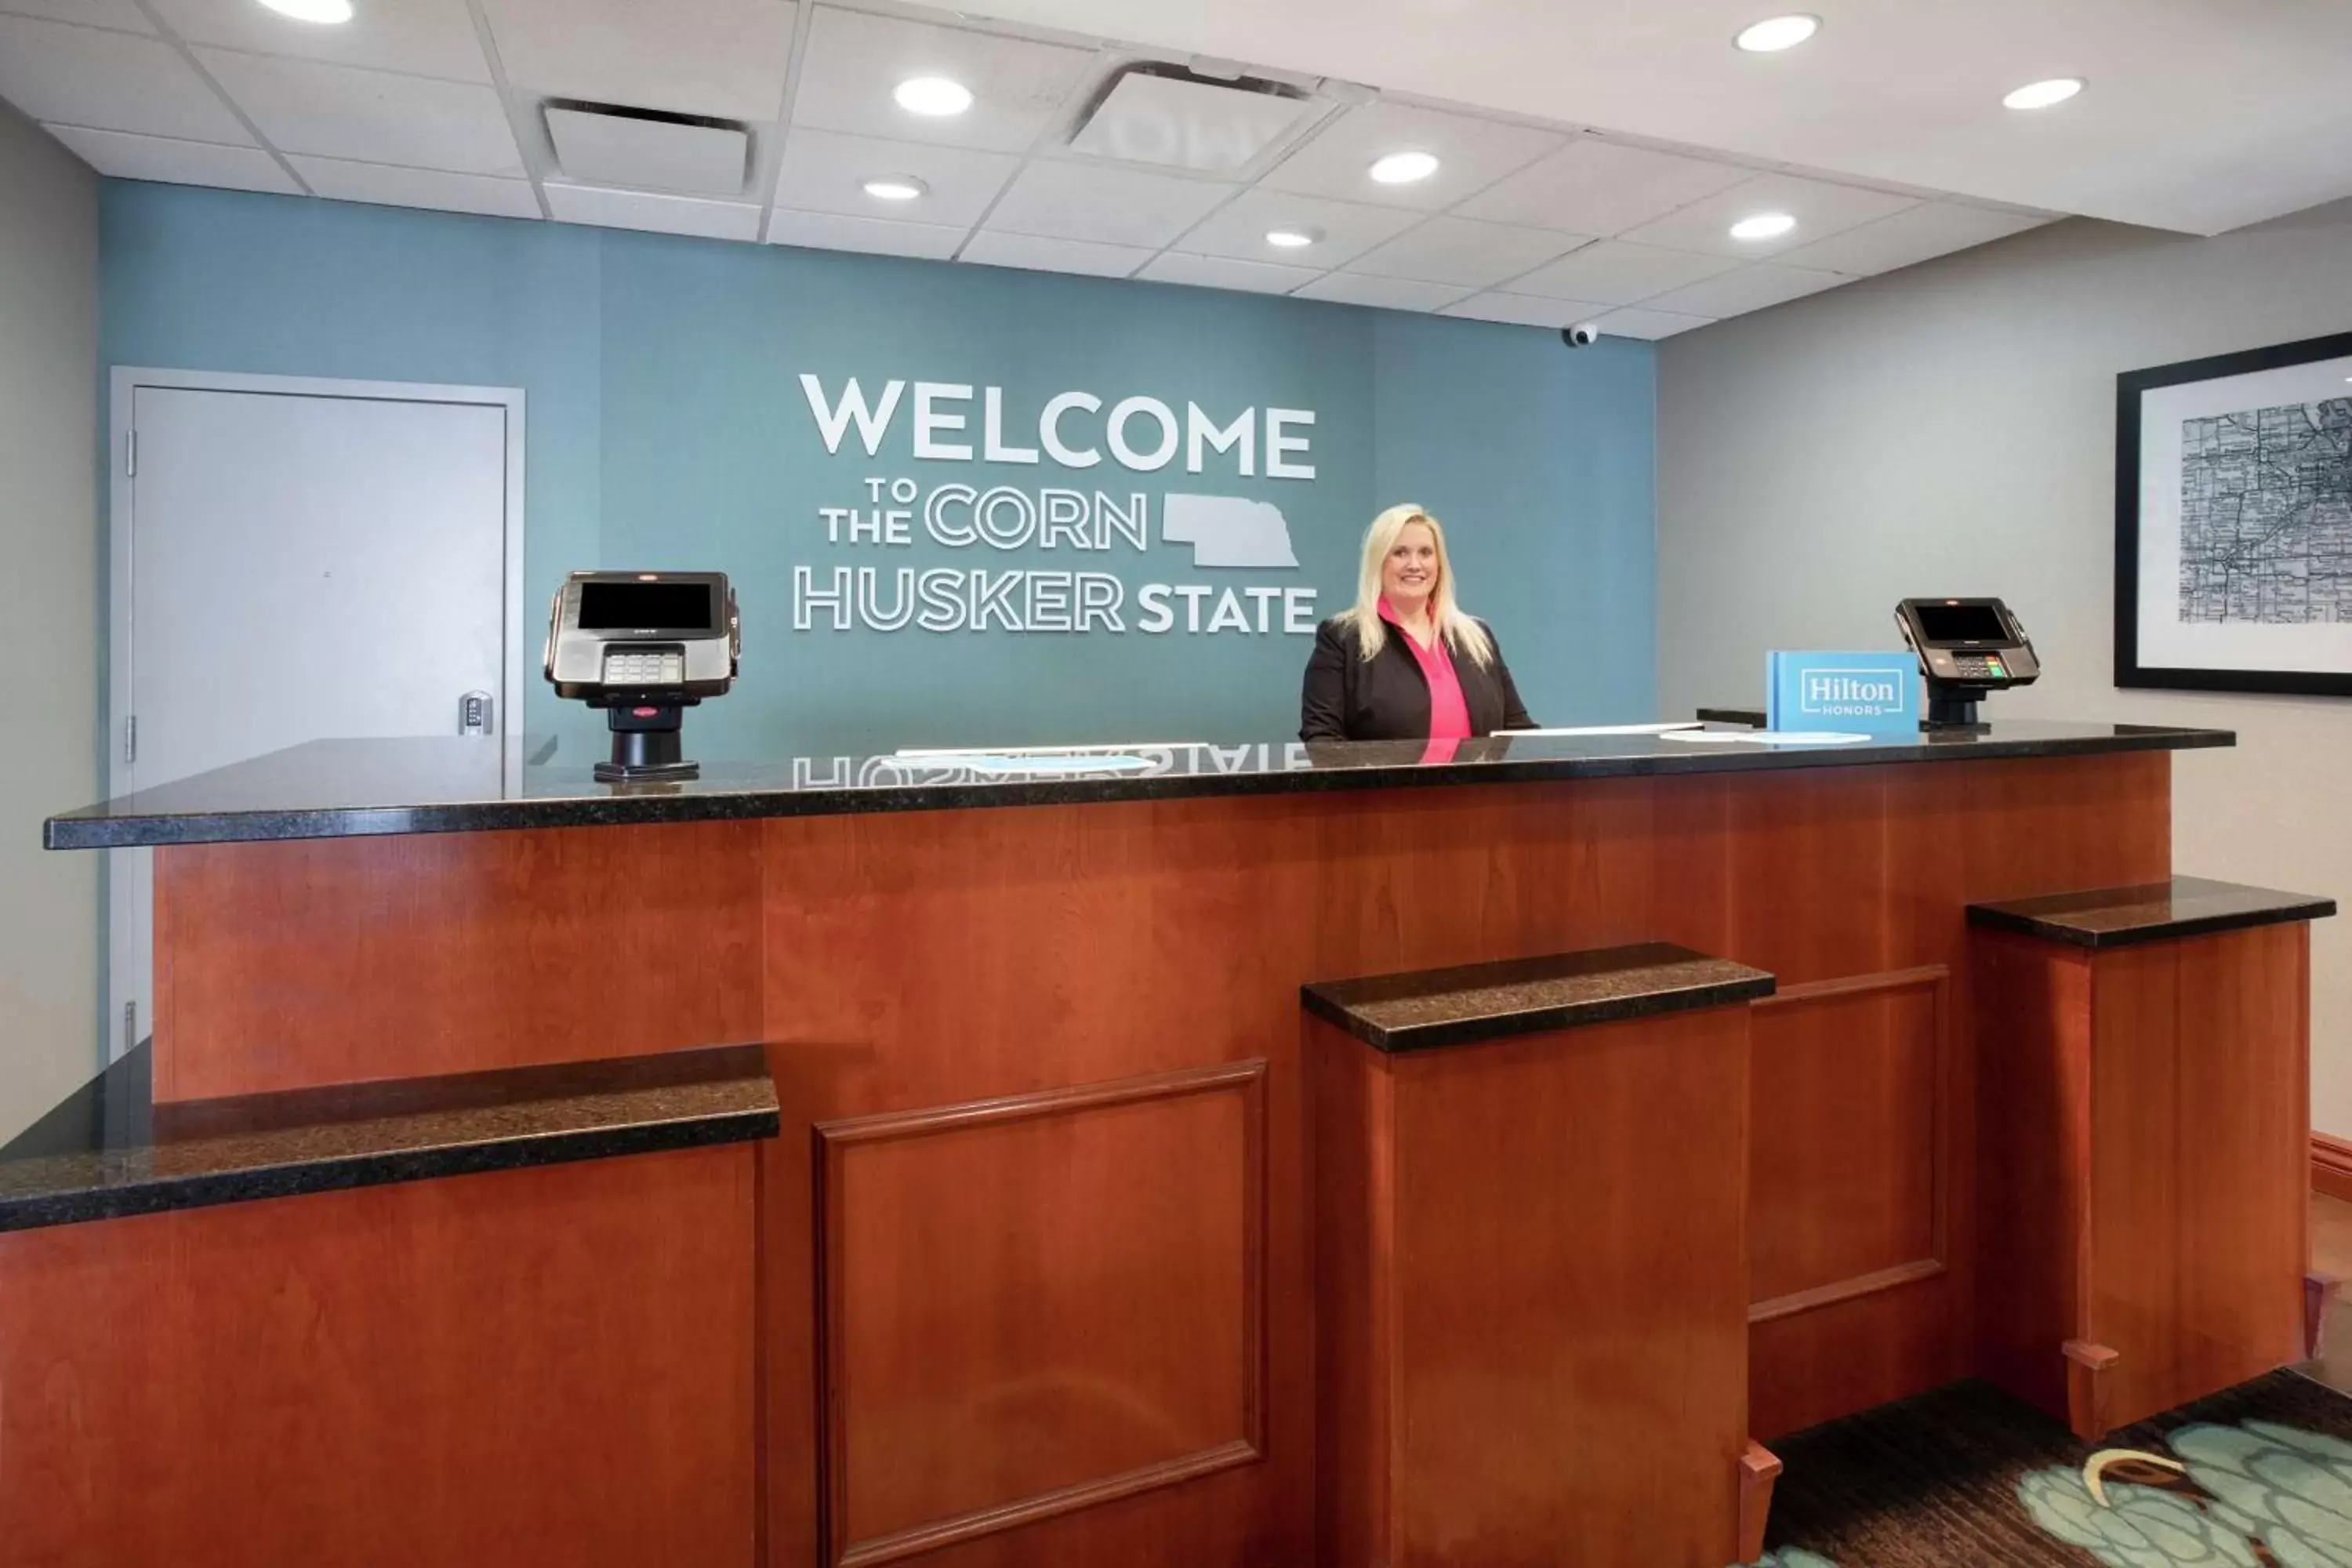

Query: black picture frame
[[2114, 327, 2352, 696]]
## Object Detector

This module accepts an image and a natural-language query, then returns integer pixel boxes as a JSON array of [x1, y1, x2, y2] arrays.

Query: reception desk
[[17, 719, 2324, 1568]]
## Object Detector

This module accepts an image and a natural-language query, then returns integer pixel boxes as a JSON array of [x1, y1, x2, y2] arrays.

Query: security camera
[[1561, 323, 1600, 347]]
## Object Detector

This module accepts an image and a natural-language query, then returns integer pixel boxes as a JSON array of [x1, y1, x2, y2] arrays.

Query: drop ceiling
[[16, 0, 2297, 338]]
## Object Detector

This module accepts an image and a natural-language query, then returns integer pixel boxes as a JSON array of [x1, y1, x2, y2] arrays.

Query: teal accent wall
[[99, 180, 1655, 757]]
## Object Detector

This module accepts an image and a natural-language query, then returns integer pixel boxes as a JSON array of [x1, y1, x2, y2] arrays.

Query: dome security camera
[[1561, 323, 1600, 347]]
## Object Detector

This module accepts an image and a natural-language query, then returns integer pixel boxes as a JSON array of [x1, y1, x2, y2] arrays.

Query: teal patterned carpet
[[1744, 1370, 2352, 1566]]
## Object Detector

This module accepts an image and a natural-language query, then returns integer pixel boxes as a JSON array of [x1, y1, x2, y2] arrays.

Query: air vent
[[1068, 64, 1314, 174], [544, 100, 750, 198]]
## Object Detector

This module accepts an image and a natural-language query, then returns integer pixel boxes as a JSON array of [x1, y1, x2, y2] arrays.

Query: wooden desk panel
[[0, 1144, 759, 1568], [1972, 920, 2309, 1437], [151, 820, 766, 1101], [1313, 1008, 1751, 1568], [2087, 925, 2309, 1432]]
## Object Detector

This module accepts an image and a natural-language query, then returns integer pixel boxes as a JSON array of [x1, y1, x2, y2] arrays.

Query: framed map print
[[2116, 329, 2352, 695]]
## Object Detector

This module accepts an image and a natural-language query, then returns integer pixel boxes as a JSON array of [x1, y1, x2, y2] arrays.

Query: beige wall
[[1657, 199, 2352, 1133], [0, 103, 98, 1140]]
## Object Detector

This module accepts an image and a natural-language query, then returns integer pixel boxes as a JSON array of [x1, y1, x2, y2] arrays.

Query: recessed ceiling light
[[1368, 151, 1440, 185], [894, 76, 973, 117], [1265, 227, 1322, 249], [2003, 77, 2084, 110], [257, 0, 353, 20], [1733, 14, 1819, 52], [862, 176, 927, 201], [1730, 212, 1797, 241]]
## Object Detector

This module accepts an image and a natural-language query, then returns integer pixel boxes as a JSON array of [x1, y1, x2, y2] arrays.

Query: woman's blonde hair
[[1345, 503, 1494, 668]]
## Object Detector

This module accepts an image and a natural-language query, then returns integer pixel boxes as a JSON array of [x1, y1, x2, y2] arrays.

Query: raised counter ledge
[[1967, 875, 2337, 949], [43, 720, 2234, 849], [1304, 942, 1777, 1051], [0, 1041, 779, 1232]]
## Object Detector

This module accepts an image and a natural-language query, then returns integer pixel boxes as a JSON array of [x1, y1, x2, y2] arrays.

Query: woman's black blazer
[[1298, 615, 1536, 742]]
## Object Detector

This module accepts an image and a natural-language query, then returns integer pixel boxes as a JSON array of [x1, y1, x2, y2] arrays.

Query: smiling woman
[[1298, 503, 1535, 742]]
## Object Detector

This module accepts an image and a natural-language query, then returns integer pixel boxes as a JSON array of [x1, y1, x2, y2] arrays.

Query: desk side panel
[[1388, 1008, 1751, 1568], [0, 1143, 759, 1567], [2089, 923, 2309, 1429]]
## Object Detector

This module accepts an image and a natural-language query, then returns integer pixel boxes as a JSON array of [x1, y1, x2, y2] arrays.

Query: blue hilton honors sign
[[789, 376, 1322, 637], [1766, 651, 1921, 734]]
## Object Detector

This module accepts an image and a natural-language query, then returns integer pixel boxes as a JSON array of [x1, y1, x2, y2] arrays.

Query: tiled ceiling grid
[[0, 0, 2056, 336]]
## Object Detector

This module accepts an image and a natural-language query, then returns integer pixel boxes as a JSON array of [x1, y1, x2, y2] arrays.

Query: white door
[[110, 375, 521, 1058]]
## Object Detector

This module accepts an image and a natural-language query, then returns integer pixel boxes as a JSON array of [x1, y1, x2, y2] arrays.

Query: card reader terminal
[[544, 571, 739, 782], [1893, 597, 2039, 728]]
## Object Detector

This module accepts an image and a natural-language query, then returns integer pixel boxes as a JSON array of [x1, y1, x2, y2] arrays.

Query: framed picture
[[2115, 328, 2352, 695]]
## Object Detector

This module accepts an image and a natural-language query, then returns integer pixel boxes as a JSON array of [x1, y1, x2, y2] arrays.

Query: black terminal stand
[[596, 700, 701, 783], [1922, 684, 1989, 731]]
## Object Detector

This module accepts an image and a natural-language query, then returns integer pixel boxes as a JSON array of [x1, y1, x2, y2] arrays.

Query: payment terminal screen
[[579, 580, 714, 632], [1914, 603, 2009, 644]]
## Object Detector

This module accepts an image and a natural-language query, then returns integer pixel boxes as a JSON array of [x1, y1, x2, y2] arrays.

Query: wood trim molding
[[1737, 1442, 1783, 1566], [2312, 1133, 2352, 1203], [840, 1443, 1262, 1568], [2063, 1339, 2119, 1442], [814, 1060, 1270, 1568], [1749, 1258, 1948, 1326], [1748, 967, 1951, 1327]]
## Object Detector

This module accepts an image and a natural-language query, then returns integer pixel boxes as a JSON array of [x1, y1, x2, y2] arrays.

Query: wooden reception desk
[[14, 719, 2325, 1568]]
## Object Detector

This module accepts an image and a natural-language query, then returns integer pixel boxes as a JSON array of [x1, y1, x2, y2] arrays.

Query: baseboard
[[2313, 1133, 2352, 1203]]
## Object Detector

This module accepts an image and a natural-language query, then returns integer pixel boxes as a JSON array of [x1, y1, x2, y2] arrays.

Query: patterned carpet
[[1747, 1370, 2352, 1566]]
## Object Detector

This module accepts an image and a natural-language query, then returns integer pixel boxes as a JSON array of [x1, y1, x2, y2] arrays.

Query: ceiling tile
[[147, 0, 488, 83], [1437, 292, 1613, 330], [773, 128, 1017, 228], [546, 107, 747, 197], [0, 16, 249, 143], [1775, 201, 2050, 277], [959, 230, 1152, 278], [1455, 136, 1752, 235], [1258, 98, 1562, 211], [791, 7, 1092, 154], [1640, 263, 1846, 318], [481, 0, 795, 122], [984, 158, 1232, 248], [196, 49, 521, 174], [0, 0, 153, 33], [1501, 239, 1737, 305], [1588, 307, 1715, 341], [766, 207, 966, 260], [1067, 69, 1313, 175], [44, 123, 293, 191], [1135, 251, 1318, 294], [1342, 216, 1586, 289], [289, 155, 540, 218], [544, 182, 762, 240], [1171, 187, 1417, 269], [1290, 272, 1472, 312], [1617, 172, 1919, 259]]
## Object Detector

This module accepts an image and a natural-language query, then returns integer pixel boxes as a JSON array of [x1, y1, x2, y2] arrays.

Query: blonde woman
[[1300, 504, 1535, 742]]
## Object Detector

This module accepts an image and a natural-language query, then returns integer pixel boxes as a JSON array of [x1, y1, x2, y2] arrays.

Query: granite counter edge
[[0, 1105, 781, 1234], [1302, 972, 1779, 1054], [45, 727, 2239, 851]]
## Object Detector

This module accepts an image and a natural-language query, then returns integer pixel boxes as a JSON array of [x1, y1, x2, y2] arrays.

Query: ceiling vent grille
[[544, 100, 750, 198], [1067, 63, 1315, 175]]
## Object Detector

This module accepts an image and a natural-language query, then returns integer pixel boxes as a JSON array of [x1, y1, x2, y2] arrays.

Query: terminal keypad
[[602, 648, 685, 685]]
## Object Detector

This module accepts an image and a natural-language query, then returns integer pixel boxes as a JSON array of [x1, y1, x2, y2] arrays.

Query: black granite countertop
[[1967, 875, 2337, 950], [1302, 942, 1777, 1052], [0, 1041, 779, 1232], [43, 721, 2232, 849]]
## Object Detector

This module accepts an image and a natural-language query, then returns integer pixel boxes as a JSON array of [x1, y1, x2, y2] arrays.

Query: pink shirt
[[1379, 598, 1473, 746]]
